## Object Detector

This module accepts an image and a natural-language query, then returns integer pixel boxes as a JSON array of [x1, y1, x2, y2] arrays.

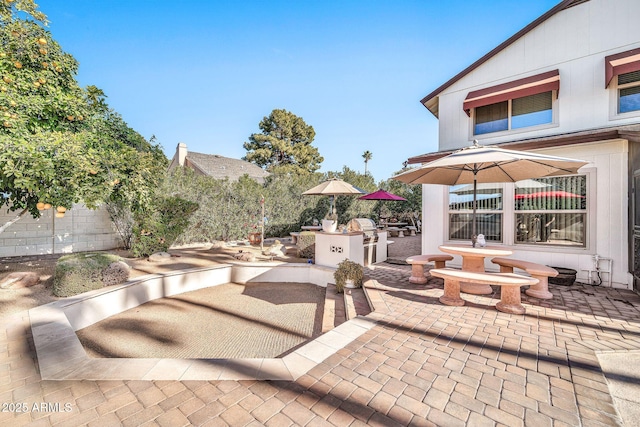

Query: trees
[[0, 1, 166, 236], [362, 150, 372, 175], [243, 109, 323, 174]]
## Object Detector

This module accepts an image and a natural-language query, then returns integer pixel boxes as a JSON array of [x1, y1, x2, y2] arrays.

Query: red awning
[[463, 70, 560, 116], [605, 48, 640, 88]]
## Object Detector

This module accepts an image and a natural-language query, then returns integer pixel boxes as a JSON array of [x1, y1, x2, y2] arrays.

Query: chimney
[[177, 142, 187, 166]]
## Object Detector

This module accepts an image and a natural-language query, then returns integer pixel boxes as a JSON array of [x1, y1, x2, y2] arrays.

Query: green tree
[[362, 150, 372, 175], [243, 109, 323, 174], [0, 1, 166, 235]]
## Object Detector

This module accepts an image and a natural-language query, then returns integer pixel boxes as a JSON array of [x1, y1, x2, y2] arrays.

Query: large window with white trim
[[448, 184, 503, 242], [515, 176, 587, 246], [447, 175, 588, 247]]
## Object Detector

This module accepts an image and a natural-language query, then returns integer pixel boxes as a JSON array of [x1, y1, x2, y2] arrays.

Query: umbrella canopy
[[358, 189, 407, 201], [393, 141, 589, 246], [302, 178, 365, 196], [302, 178, 365, 216]]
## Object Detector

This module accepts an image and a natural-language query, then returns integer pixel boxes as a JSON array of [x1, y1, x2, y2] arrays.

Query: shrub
[[333, 258, 364, 293], [131, 195, 199, 257], [297, 231, 316, 259], [53, 252, 128, 297]]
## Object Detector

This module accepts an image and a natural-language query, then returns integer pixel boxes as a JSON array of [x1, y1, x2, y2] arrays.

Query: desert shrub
[[160, 166, 420, 244], [131, 195, 199, 257], [333, 258, 364, 293], [53, 253, 127, 297], [297, 231, 316, 259]]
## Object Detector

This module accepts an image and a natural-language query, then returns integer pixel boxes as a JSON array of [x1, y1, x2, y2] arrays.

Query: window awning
[[605, 48, 640, 88], [463, 70, 560, 116]]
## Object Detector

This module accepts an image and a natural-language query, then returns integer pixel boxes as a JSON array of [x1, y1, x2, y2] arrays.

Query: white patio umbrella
[[302, 178, 365, 216], [393, 140, 589, 246]]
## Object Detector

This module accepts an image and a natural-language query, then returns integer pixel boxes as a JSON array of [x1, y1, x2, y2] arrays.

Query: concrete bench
[[491, 257, 558, 300], [289, 232, 301, 244], [406, 226, 417, 236], [387, 227, 404, 238], [406, 254, 454, 284], [429, 268, 538, 314]]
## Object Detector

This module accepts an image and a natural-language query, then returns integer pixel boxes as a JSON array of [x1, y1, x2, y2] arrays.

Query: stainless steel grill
[[348, 218, 378, 242], [347, 218, 385, 266]]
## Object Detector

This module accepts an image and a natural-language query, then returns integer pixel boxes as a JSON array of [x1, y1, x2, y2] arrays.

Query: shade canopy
[[358, 189, 407, 201], [302, 178, 365, 196], [393, 141, 589, 246], [393, 143, 589, 186], [302, 178, 365, 217]]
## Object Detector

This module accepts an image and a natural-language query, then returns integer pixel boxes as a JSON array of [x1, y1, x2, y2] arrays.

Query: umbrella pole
[[472, 175, 477, 247]]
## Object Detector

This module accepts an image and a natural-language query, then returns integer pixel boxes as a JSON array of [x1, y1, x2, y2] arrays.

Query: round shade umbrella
[[302, 178, 365, 216], [393, 140, 589, 246], [358, 189, 407, 201]]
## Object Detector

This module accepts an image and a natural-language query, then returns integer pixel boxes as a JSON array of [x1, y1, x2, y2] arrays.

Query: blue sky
[[37, 0, 560, 182]]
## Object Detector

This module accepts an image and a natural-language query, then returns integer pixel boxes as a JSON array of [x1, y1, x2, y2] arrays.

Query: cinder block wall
[[0, 204, 121, 257]]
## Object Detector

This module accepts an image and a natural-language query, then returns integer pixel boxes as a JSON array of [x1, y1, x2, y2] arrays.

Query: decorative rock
[[263, 240, 285, 258], [102, 261, 130, 287], [0, 272, 40, 289], [148, 252, 172, 263], [210, 241, 226, 249], [234, 251, 256, 262]]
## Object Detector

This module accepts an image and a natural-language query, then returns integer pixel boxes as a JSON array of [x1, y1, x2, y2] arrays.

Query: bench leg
[[433, 260, 447, 269], [459, 258, 493, 295], [408, 264, 428, 284], [439, 279, 465, 306], [525, 277, 553, 299], [496, 285, 526, 314]]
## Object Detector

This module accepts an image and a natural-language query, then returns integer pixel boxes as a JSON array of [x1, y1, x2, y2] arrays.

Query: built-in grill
[[348, 218, 378, 241], [347, 218, 387, 265]]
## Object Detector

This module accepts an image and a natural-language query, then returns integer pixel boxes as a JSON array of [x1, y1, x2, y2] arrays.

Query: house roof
[[420, 0, 589, 117], [186, 151, 270, 183], [407, 125, 640, 165]]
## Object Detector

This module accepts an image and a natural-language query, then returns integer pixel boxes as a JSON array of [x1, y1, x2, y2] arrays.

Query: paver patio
[[1, 236, 639, 426]]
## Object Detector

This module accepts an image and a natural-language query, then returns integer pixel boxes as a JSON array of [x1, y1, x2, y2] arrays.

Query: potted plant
[[322, 212, 338, 233], [333, 258, 364, 293]]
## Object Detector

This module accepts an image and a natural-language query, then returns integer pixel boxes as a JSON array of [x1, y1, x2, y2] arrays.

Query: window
[[464, 70, 559, 135], [448, 184, 503, 242], [514, 176, 587, 247], [474, 91, 553, 135], [618, 70, 640, 114]]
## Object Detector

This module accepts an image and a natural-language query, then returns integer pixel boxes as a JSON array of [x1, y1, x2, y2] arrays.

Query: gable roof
[[420, 0, 589, 117], [185, 151, 270, 183]]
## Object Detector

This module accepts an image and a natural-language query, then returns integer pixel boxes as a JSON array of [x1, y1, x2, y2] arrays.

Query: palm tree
[[362, 151, 373, 175]]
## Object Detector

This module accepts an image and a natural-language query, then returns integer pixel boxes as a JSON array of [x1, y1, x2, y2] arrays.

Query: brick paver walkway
[[2, 235, 640, 426]]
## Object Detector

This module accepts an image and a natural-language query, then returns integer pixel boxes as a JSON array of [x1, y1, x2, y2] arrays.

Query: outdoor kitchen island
[[315, 230, 388, 268]]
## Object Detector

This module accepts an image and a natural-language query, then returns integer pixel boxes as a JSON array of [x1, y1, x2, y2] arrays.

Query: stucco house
[[168, 143, 270, 184], [409, 0, 640, 291]]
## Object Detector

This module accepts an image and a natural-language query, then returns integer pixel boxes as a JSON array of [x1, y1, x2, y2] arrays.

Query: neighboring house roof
[[169, 143, 270, 183], [420, 0, 589, 117], [186, 152, 270, 182]]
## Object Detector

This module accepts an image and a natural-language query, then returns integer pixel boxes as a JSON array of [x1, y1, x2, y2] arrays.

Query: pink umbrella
[[358, 189, 407, 201]]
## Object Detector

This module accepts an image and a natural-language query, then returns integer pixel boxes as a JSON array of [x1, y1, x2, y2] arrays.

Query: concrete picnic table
[[438, 244, 513, 295]]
